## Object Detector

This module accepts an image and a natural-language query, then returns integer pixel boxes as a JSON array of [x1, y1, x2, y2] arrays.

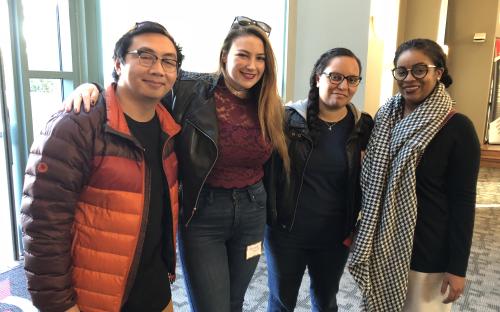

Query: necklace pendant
[[321, 118, 337, 131]]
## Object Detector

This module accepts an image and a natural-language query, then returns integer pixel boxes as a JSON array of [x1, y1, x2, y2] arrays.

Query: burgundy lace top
[[205, 83, 273, 188]]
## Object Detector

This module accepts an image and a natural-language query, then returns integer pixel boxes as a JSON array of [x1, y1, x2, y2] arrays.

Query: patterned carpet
[[476, 167, 500, 206], [187, 209, 500, 312], [1, 168, 499, 311]]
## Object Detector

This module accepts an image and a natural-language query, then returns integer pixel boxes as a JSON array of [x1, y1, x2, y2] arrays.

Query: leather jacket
[[165, 71, 280, 227], [268, 99, 374, 240], [163, 72, 220, 225]]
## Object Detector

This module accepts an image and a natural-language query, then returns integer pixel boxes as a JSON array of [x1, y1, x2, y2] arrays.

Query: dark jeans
[[179, 181, 267, 312], [264, 227, 349, 312]]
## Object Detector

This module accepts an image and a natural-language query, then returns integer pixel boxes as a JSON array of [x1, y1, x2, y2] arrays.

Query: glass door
[[0, 51, 17, 271], [21, 0, 74, 138], [0, 0, 18, 271], [0, 0, 85, 268]]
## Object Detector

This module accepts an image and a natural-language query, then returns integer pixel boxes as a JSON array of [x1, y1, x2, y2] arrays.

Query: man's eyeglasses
[[392, 64, 437, 81], [322, 72, 362, 87], [127, 50, 179, 73], [232, 16, 271, 35]]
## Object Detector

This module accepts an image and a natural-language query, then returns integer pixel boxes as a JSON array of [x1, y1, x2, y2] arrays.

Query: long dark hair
[[306, 48, 362, 141], [393, 38, 452, 88]]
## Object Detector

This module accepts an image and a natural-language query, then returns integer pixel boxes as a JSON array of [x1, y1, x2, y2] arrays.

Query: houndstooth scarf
[[348, 83, 453, 311]]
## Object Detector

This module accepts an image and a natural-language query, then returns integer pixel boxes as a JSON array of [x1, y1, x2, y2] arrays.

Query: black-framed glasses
[[322, 72, 362, 87], [392, 64, 438, 81], [232, 16, 272, 35], [127, 50, 179, 73]]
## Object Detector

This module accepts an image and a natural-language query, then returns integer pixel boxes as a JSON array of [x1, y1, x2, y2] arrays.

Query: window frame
[[4, 0, 102, 260]]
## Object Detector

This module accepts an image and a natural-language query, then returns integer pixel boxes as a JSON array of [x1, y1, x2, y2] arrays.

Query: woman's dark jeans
[[179, 181, 267, 312], [264, 226, 349, 312]]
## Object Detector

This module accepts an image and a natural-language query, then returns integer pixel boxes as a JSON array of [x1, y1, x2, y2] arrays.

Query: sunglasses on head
[[232, 16, 271, 35]]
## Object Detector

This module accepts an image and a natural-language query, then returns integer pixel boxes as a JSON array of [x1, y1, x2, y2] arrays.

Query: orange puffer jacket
[[21, 85, 180, 312]]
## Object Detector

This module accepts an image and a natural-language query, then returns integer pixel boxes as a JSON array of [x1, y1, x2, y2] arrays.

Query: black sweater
[[411, 113, 480, 277]]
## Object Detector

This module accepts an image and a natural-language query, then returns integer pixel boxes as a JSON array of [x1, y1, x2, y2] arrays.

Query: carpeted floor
[[206, 207, 500, 312], [476, 167, 500, 206], [1, 168, 499, 311], [0, 266, 33, 312]]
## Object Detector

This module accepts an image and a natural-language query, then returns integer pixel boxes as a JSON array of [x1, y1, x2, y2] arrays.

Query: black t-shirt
[[121, 114, 173, 311], [291, 110, 354, 248]]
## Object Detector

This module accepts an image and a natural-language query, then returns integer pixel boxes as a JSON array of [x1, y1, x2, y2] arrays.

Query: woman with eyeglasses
[[64, 17, 288, 312], [265, 47, 373, 312], [349, 38, 480, 312]]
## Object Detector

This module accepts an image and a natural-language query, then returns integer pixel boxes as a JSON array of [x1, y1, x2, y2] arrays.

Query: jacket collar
[[178, 70, 220, 97], [285, 98, 362, 124], [285, 99, 368, 141], [104, 83, 180, 138]]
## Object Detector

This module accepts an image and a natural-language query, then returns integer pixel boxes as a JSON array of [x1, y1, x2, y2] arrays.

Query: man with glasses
[[21, 21, 183, 312]]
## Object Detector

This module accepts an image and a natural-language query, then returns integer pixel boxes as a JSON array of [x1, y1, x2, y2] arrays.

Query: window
[[0, 55, 16, 268], [0, 0, 97, 264], [0, 0, 20, 268], [99, 0, 288, 95], [21, 0, 76, 137]]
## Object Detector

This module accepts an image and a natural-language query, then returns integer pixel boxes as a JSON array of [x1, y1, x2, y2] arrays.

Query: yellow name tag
[[246, 241, 262, 260]]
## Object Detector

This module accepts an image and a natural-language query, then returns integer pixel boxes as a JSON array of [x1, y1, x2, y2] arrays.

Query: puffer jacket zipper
[[121, 145, 151, 306], [160, 134, 177, 281]]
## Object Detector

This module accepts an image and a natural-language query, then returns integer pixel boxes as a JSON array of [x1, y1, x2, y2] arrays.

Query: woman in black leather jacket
[[265, 48, 373, 312]]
